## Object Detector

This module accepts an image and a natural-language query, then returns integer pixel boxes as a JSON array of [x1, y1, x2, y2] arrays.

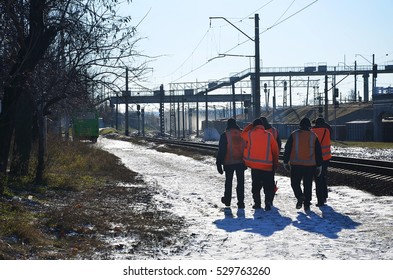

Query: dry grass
[[332, 141, 393, 149], [0, 136, 186, 260]]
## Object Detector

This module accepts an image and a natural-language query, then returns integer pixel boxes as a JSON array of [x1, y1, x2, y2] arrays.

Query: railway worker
[[283, 117, 323, 211], [260, 116, 281, 150], [216, 118, 246, 208], [311, 117, 333, 207], [242, 118, 279, 211], [260, 116, 281, 202]]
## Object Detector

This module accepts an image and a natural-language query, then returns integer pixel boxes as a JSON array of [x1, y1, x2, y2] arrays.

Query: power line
[[263, 0, 319, 33], [170, 0, 319, 82], [220, 0, 320, 53], [271, 0, 296, 27], [163, 28, 211, 79], [172, 60, 212, 83], [245, 0, 275, 19], [168, 2, 276, 82]]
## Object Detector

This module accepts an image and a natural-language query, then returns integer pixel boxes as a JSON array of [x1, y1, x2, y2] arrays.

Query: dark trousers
[[290, 165, 316, 207], [224, 166, 245, 206], [251, 169, 275, 207], [315, 160, 329, 203], [272, 170, 277, 203]]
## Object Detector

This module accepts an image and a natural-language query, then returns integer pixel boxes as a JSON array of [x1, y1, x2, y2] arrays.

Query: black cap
[[253, 118, 263, 127], [300, 117, 311, 128], [227, 118, 236, 126], [259, 116, 269, 127], [315, 117, 325, 126], [226, 118, 239, 130]]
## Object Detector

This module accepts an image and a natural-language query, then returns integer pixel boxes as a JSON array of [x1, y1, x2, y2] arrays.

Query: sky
[[122, 0, 393, 101]]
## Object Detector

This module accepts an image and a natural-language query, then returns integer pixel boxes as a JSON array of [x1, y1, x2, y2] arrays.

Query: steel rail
[[144, 137, 393, 180]]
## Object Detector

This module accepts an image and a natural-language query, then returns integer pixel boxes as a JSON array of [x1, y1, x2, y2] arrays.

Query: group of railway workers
[[216, 115, 332, 211]]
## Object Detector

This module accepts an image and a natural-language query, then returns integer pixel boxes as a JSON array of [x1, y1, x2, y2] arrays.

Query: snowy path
[[98, 138, 393, 260]]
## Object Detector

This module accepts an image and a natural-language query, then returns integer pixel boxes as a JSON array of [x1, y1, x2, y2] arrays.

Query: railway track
[[329, 156, 393, 182], [144, 137, 393, 187], [145, 137, 218, 152]]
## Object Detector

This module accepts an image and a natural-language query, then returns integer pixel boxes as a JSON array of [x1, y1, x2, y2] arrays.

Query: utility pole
[[306, 77, 310, 106], [177, 101, 180, 138], [272, 77, 276, 125], [188, 107, 193, 135], [333, 68, 337, 141], [159, 84, 165, 137], [355, 53, 375, 101], [231, 82, 236, 119], [289, 76, 292, 107], [209, 14, 260, 119], [372, 54, 376, 97], [254, 14, 261, 118], [115, 93, 118, 130], [137, 104, 140, 136], [141, 108, 145, 137], [182, 97, 185, 139], [324, 75, 328, 121], [196, 96, 199, 137], [205, 89, 208, 129], [125, 67, 129, 136]]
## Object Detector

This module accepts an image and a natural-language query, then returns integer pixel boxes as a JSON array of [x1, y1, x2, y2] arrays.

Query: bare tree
[[0, 0, 149, 189], [348, 89, 357, 103]]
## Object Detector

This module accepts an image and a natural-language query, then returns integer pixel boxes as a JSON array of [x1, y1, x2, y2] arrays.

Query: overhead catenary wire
[[169, 0, 319, 83], [163, 27, 211, 79], [264, 0, 318, 32], [168, 0, 276, 82], [245, 0, 275, 20], [270, 0, 296, 27]]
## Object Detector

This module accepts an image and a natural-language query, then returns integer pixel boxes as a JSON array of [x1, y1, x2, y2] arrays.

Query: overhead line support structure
[[108, 64, 392, 139], [209, 14, 260, 120], [125, 67, 129, 136]]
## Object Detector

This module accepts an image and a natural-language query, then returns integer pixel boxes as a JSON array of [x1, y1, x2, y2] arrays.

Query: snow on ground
[[98, 137, 393, 260], [332, 146, 393, 161]]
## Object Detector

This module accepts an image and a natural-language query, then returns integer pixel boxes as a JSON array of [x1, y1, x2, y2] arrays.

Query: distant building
[[374, 87, 393, 95], [373, 89, 393, 142]]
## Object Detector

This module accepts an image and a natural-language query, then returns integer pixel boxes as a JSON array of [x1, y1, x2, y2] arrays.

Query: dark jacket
[[216, 123, 245, 170]]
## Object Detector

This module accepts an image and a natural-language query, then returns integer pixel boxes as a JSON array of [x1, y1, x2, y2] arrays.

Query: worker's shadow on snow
[[292, 205, 361, 239], [214, 207, 292, 237]]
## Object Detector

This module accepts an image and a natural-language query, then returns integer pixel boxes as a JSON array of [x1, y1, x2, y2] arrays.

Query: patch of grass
[[43, 138, 142, 189], [0, 135, 186, 259], [332, 141, 393, 149], [0, 202, 47, 245]]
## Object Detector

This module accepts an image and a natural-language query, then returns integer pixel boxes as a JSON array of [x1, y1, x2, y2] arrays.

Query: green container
[[72, 110, 99, 142]]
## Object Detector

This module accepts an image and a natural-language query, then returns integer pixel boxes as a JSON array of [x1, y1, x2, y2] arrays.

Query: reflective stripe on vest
[[290, 130, 316, 166], [244, 129, 273, 166], [266, 127, 278, 140]]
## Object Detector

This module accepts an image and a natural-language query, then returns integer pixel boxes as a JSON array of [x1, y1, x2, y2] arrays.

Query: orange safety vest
[[242, 126, 279, 171], [266, 127, 278, 140], [224, 129, 244, 165], [311, 127, 332, 161], [289, 129, 317, 166]]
